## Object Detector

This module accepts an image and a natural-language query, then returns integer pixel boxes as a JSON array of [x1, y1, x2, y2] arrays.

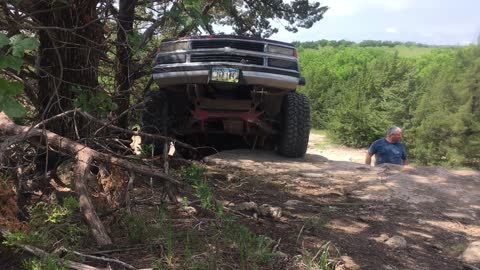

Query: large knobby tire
[[141, 90, 170, 155], [277, 92, 311, 158]]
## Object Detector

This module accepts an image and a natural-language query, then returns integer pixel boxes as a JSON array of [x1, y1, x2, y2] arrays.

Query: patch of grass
[[180, 163, 214, 210], [181, 163, 207, 184], [301, 242, 338, 270], [156, 207, 174, 258], [223, 218, 278, 269], [193, 180, 214, 210], [117, 211, 152, 244], [22, 255, 67, 270]]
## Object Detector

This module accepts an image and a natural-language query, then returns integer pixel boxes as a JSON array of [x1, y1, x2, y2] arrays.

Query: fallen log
[[0, 112, 181, 246], [0, 229, 106, 270], [22, 245, 107, 270]]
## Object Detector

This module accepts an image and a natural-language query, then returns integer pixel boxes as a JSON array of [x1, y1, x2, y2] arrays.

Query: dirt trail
[[205, 133, 480, 269]]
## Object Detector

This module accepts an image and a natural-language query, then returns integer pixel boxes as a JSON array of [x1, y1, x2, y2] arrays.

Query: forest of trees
[[296, 42, 480, 169]]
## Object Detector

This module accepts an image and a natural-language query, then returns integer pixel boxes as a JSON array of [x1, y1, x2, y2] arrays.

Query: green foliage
[[298, 40, 479, 168], [0, 79, 26, 118], [2, 231, 44, 247], [301, 242, 338, 270], [72, 86, 118, 116], [22, 255, 67, 270], [117, 210, 151, 244], [0, 33, 38, 119], [224, 219, 277, 269], [157, 207, 174, 257], [8, 34, 40, 58], [3, 196, 87, 251], [181, 163, 207, 184], [295, 39, 434, 49], [193, 180, 214, 209], [30, 196, 79, 224], [181, 163, 213, 210], [141, 143, 155, 157], [409, 46, 480, 168]]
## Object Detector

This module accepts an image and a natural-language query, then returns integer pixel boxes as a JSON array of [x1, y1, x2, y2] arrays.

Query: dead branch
[[93, 102, 145, 136], [0, 229, 106, 270], [24, 245, 107, 270], [88, 245, 153, 255], [0, 112, 181, 246], [59, 247, 136, 270], [31, 107, 197, 152], [125, 171, 135, 211], [78, 110, 196, 151], [33, 109, 77, 128]]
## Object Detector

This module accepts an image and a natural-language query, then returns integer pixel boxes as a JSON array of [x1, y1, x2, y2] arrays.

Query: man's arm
[[365, 152, 373, 165], [403, 159, 409, 165]]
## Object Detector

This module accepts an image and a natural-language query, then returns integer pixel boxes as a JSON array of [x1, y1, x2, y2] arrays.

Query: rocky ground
[[204, 133, 480, 269], [1, 133, 479, 269]]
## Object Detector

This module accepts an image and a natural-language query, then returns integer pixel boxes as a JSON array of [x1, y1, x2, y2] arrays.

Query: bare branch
[[0, 230, 107, 270]]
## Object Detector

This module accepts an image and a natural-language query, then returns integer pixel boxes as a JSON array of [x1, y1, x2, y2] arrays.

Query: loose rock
[[385, 236, 407, 249], [258, 204, 282, 218], [235, 201, 258, 211]]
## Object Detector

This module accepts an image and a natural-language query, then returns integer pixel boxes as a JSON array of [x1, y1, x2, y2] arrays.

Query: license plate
[[211, 67, 239, 83]]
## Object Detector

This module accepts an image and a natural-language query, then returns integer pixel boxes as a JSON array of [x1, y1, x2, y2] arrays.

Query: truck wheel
[[277, 92, 310, 158], [141, 90, 170, 155]]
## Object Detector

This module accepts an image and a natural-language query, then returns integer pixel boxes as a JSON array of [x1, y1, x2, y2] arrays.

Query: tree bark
[[114, 0, 138, 129], [16, 0, 104, 137]]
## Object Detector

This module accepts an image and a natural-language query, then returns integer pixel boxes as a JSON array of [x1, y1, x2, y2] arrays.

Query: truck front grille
[[191, 40, 264, 52], [190, 54, 264, 66]]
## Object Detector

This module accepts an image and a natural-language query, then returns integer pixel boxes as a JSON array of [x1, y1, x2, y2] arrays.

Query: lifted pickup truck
[[142, 35, 310, 158]]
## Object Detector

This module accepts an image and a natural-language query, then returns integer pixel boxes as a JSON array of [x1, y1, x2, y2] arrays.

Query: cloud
[[323, 0, 414, 17], [385, 27, 398, 33], [378, 0, 414, 11], [459, 40, 473, 45]]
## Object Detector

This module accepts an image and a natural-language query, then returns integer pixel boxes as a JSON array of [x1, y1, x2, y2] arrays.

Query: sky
[[270, 0, 480, 45]]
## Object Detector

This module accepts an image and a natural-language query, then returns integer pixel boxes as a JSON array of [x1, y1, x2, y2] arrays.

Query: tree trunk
[[114, 0, 138, 129], [30, 0, 104, 137]]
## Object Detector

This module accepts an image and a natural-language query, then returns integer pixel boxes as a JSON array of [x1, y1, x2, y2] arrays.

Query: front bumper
[[152, 64, 302, 90]]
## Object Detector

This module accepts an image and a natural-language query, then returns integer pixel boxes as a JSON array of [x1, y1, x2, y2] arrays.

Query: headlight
[[267, 45, 295, 56], [159, 41, 188, 52]]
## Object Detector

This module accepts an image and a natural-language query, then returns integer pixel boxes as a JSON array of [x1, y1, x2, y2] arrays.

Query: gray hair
[[386, 126, 402, 136]]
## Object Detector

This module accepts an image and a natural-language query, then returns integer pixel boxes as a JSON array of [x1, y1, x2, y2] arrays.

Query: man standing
[[365, 126, 409, 166]]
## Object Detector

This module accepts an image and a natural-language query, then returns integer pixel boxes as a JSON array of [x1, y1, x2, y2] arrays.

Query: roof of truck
[[161, 35, 294, 47]]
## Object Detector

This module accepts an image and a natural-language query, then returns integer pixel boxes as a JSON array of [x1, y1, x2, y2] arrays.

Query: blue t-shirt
[[368, 138, 407, 165]]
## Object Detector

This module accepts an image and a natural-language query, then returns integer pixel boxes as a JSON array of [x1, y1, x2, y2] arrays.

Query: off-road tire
[[277, 92, 310, 158], [141, 90, 169, 155]]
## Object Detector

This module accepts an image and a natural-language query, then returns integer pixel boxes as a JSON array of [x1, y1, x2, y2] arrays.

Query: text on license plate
[[211, 68, 239, 83]]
